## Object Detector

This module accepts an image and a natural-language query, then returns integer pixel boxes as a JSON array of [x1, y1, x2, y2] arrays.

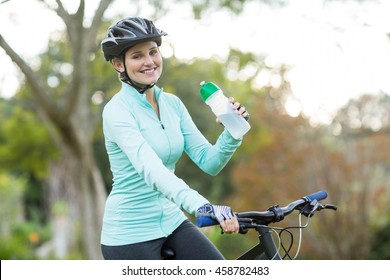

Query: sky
[[1, 0, 390, 124]]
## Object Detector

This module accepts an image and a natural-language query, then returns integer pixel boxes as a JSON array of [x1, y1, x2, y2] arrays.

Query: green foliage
[[370, 223, 390, 259], [40, 35, 73, 96], [0, 172, 51, 259], [0, 100, 59, 179], [0, 172, 25, 234], [0, 220, 51, 260]]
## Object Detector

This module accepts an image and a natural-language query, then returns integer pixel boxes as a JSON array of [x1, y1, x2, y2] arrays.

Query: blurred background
[[0, 0, 389, 260]]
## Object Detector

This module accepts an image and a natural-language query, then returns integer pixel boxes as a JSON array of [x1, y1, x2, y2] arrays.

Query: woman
[[100, 17, 250, 260]]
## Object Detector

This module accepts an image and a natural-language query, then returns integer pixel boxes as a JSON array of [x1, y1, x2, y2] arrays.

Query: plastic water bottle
[[199, 81, 250, 139]]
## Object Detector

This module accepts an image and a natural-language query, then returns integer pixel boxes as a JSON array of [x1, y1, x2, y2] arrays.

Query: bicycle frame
[[237, 226, 281, 260]]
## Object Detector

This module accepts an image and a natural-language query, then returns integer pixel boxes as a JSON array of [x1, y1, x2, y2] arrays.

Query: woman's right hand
[[196, 203, 239, 233]]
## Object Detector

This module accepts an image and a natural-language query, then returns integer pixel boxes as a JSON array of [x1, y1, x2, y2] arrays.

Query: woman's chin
[[134, 79, 159, 86]]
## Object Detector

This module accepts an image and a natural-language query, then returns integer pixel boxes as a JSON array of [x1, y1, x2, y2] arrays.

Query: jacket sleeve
[[179, 99, 242, 176]]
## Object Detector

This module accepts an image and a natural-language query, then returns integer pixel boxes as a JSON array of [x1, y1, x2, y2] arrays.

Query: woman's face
[[114, 40, 163, 87]]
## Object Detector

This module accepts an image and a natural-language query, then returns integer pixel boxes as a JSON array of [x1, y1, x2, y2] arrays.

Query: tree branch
[[55, 0, 71, 28], [34, 0, 82, 120], [63, 0, 114, 118], [86, 0, 114, 52], [0, 33, 63, 124], [45, 0, 85, 117]]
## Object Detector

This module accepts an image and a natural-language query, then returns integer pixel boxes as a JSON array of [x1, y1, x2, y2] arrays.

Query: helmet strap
[[119, 54, 155, 94]]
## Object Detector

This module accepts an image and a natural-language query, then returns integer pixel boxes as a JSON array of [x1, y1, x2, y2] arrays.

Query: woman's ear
[[112, 57, 125, 72]]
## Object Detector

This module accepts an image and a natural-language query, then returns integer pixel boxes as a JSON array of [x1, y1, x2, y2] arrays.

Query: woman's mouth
[[141, 68, 156, 74]]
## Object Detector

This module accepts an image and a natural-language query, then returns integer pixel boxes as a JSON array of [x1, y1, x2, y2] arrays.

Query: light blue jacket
[[101, 82, 242, 245]]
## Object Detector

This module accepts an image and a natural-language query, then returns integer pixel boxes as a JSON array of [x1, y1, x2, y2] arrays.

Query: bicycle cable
[[270, 227, 282, 260], [265, 212, 313, 259], [281, 229, 294, 259], [283, 213, 313, 259], [292, 213, 303, 260]]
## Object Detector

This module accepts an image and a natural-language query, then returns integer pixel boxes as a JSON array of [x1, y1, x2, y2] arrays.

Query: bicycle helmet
[[102, 17, 167, 61]]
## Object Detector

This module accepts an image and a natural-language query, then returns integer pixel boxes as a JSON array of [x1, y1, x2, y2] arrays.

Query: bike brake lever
[[301, 201, 338, 217], [220, 227, 249, 235], [300, 199, 319, 217], [239, 226, 249, 234], [322, 204, 338, 211]]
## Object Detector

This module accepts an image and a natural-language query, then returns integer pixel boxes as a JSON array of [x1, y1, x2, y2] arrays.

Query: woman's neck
[[145, 88, 160, 118], [144, 88, 155, 102]]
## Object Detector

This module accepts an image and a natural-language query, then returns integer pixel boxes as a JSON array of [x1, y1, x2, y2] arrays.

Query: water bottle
[[199, 81, 250, 139]]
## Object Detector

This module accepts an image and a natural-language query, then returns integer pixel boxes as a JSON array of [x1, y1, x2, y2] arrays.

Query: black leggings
[[101, 219, 224, 260]]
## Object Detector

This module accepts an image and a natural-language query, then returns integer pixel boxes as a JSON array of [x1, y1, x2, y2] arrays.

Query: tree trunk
[[42, 140, 106, 259], [74, 145, 107, 259]]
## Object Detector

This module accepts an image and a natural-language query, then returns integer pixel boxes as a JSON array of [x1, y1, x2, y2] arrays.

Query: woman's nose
[[143, 55, 153, 65]]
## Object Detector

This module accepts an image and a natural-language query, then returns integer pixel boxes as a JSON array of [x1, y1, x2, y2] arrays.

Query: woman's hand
[[231, 97, 250, 121], [216, 97, 250, 124], [196, 204, 239, 234], [218, 215, 239, 234]]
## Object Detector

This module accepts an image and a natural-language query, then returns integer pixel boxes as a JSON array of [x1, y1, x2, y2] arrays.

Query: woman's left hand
[[230, 97, 250, 121], [216, 97, 250, 124]]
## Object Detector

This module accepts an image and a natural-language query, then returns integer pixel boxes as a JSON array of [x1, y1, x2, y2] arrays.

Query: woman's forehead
[[127, 41, 158, 53]]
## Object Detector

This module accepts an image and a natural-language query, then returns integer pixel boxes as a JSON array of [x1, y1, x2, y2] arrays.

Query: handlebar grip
[[196, 216, 219, 227], [304, 190, 328, 202]]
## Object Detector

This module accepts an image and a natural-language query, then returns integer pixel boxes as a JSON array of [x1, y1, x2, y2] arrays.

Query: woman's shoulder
[[103, 90, 123, 108], [159, 88, 184, 107], [102, 88, 134, 118]]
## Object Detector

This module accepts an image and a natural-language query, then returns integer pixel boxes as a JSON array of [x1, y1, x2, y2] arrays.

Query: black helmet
[[101, 17, 167, 61]]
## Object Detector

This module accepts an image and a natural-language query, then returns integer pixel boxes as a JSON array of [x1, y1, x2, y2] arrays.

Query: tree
[[324, 93, 390, 259], [0, 0, 113, 259]]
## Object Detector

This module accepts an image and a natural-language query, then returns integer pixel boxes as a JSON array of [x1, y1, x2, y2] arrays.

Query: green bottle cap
[[199, 81, 220, 102]]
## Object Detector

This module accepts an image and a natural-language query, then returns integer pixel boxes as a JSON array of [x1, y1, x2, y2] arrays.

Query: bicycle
[[194, 190, 337, 260]]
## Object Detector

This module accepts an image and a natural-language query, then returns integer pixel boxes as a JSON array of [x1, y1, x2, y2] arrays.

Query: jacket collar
[[121, 82, 162, 106]]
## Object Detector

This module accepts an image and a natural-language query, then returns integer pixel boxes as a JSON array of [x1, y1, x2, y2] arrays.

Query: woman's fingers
[[219, 216, 239, 234], [232, 101, 250, 121]]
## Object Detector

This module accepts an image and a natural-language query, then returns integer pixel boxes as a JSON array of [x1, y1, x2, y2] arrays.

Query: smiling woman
[[111, 42, 163, 94], [101, 17, 167, 93], [99, 16, 251, 260], [119, 41, 161, 78]]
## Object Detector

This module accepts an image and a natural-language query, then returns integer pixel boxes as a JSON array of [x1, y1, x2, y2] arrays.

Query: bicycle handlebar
[[305, 190, 327, 202], [196, 190, 333, 228]]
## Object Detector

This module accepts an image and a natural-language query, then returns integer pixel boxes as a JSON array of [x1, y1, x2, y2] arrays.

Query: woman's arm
[[179, 99, 242, 176]]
